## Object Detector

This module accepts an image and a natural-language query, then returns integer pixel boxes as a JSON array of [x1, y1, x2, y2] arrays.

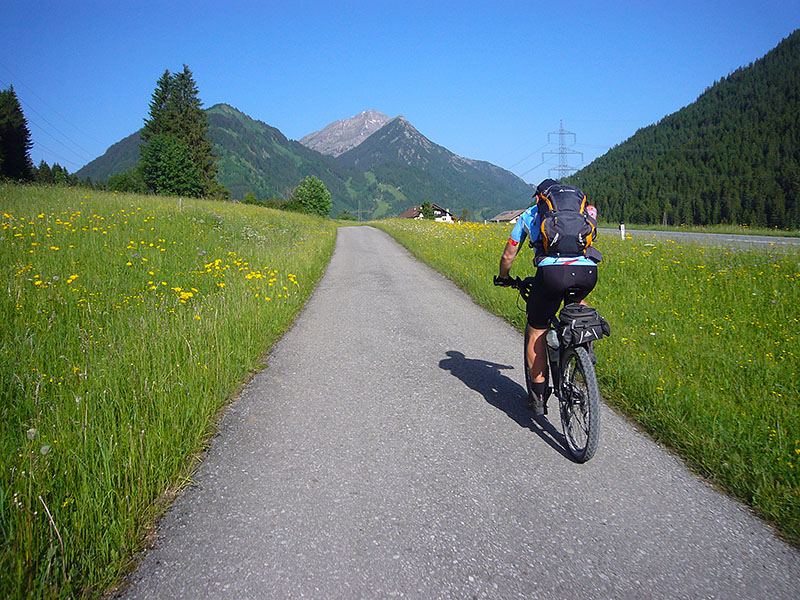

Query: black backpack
[[535, 184, 597, 258]]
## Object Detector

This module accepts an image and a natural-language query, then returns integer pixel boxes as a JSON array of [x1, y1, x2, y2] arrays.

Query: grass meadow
[[374, 219, 800, 544], [0, 184, 336, 598]]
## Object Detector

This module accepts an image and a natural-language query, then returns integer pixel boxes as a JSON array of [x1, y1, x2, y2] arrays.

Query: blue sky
[[2, 1, 798, 184]]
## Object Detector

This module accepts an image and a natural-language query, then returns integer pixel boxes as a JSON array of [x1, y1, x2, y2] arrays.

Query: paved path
[[121, 226, 800, 599]]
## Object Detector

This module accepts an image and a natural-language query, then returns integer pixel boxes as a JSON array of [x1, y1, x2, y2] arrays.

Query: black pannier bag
[[558, 303, 611, 346]]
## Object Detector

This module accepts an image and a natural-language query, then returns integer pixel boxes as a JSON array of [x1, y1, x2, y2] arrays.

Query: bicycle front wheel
[[559, 346, 600, 462]]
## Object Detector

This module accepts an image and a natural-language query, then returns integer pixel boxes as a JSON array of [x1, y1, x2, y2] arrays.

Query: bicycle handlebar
[[493, 275, 535, 302]]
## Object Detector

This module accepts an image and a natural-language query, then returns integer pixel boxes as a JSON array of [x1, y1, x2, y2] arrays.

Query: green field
[[3, 187, 798, 598], [0, 184, 336, 598], [374, 218, 800, 545]]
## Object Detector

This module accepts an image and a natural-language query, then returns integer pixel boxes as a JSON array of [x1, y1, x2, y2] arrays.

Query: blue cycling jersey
[[509, 205, 597, 267]]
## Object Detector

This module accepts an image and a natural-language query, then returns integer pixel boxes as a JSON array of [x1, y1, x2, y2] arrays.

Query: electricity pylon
[[542, 120, 583, 179]]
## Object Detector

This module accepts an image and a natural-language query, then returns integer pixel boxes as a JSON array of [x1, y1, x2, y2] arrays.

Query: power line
[[508, 143, 551, 169], [15, 97, 95, 163], [0, 66, 97, 167], [0, 61, 106, 147], [26, 141, 83, 169], [518, 159, 549, 179]]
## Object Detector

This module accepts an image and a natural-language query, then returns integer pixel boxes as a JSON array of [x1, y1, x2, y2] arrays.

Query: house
[[398, 203, 458, 223], [490, 208, 526, 224]]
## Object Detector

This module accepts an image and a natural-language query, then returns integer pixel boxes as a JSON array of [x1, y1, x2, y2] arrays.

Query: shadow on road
[[438, 350, 572, 460]]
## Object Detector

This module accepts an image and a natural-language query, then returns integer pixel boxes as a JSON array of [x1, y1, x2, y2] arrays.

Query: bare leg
[[526, 324, 548, 383]]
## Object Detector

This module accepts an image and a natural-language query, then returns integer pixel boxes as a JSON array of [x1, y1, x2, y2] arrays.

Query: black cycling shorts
[[526, 264, 597, 329]]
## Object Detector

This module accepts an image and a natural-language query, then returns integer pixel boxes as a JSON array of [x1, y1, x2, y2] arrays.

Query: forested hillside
[[568, 30, 800, 228], [337, 116, 533, 220], [77, 105, 384, 216], [206, 104, 376, 207], [77, 105, 532, 219]]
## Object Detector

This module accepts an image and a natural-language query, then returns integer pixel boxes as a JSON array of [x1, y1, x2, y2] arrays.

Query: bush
[[289, 176, 331, 217], [108, 168, 146, 194]]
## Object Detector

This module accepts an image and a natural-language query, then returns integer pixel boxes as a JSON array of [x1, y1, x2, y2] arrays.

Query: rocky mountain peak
[[299, 110, 390, 157]]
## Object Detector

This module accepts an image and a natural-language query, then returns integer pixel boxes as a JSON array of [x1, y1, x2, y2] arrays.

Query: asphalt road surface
[[120, 226, 800, 599]]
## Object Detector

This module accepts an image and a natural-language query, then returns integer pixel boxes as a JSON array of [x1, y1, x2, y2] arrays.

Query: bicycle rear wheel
[[559, 346, 600, 462]]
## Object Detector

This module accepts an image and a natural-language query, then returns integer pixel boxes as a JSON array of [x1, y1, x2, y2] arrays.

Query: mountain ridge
[[76, 104, 531, 220], [335, 116, 533, 215], [299, 110, 390, 157]]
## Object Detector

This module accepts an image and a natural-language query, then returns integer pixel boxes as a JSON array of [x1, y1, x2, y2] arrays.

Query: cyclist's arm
[[499, 238, 521, 279], [499, 208, 535, 278]]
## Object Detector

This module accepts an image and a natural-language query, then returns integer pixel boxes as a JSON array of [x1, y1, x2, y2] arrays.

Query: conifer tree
[[141, 70, 172, 143], [0, 86, 34, 181], [35, 160, 54, 185], [139, 65, 222, 197]]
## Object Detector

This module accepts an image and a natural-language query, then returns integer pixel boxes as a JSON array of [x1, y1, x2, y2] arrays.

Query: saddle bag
[[558, 303, 611, 347]]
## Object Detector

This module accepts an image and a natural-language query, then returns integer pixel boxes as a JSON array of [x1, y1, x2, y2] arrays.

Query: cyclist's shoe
[[527, 395, 547, 416]]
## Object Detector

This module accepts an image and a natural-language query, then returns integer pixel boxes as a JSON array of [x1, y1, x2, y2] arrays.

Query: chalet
[[490, 208, 526, 224], [399, 203, 457, 223]]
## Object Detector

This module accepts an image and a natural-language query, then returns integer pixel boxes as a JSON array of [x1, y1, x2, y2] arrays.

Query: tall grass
[[374, 219, 800, 543], [0, 184, 336, 597]]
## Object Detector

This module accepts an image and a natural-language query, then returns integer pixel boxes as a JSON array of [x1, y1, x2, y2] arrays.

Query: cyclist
[[495, 179, 601, 415]]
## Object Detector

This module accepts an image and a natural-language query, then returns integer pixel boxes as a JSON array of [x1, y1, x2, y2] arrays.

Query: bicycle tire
[[559, 346, 600, 462]]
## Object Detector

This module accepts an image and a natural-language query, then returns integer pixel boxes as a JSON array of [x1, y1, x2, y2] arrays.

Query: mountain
[[202, 104, 375, 205], [77, 130, 141, 182], [299, 110, 390, 157], [77, 104, 532, 220], [567, 29, 800, 228], [335, 116, 534, 219], [77, 105, 380, 214]]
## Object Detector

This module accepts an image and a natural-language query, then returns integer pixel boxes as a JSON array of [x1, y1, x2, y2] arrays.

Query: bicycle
[[494, 276, 609, 462]]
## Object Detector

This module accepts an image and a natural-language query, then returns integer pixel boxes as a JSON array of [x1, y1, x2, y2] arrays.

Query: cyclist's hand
[[494, 275, 513, 287]]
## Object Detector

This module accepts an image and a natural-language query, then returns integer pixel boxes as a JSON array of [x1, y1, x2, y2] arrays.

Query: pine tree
[[139, 65, 222, 197], [0, 86, 34, 181], [140, 134, 202, 197], [141, 70, 172, 142], [169, 65, 217, 193], [35, 160, 54, 185]]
